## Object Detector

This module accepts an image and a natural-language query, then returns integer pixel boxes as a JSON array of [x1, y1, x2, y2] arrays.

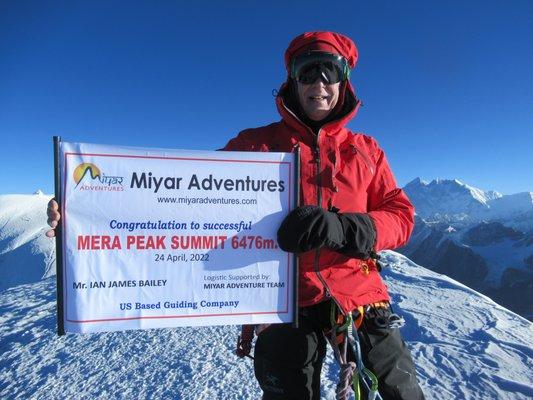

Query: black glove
[[276, 205, 376, 258]]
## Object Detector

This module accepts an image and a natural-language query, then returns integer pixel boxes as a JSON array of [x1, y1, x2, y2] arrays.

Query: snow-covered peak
[[403, 178, 496, 221], [405, 177, 429, 187], [402, 178, 533, 230], [34, 189, 45, 196], [406, 177, 502, 205], [434, 177, 463, 186], [489, 191, 533, 212], [0, 194, 55, 291]]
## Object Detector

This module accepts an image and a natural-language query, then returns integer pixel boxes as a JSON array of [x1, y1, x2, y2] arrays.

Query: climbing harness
[[235, 300, 405, 400], [326, 303, 384, 400]]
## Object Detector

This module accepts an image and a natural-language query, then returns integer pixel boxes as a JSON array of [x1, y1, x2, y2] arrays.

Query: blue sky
[[1, 1, 532, 195]]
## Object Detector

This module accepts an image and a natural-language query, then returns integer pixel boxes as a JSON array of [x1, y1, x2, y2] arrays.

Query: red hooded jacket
[[223, 32, 414, 313]]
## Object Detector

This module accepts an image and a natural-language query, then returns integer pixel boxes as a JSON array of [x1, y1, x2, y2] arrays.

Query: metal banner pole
[[292, 146, 301, 329], [53, 136, 65, 336]]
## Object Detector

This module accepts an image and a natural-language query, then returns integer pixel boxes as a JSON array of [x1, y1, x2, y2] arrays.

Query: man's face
[[297, 80, 340, 121]]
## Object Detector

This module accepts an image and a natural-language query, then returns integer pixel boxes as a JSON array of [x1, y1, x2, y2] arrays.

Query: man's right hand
[[46, 199, 60, 238]]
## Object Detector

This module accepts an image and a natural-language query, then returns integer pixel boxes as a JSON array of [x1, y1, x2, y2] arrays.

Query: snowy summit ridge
[[0, 193, 55, 291], [0, 194, 532, 399]]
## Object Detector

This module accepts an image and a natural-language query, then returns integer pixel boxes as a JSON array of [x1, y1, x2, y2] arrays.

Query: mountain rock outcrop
[[400, 178, 533, 320]]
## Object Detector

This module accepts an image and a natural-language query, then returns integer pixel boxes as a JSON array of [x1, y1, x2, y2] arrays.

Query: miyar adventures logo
[[73, 163, 124, 192]]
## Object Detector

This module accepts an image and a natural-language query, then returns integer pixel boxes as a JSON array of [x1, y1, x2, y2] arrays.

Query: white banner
[[59, 141, 296, 333]]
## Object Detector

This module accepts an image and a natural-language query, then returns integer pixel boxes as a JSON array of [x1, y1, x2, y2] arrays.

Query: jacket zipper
[[313, 131, 332, 299], [280, 98, 345, 313], [313, 130, 349, 314]]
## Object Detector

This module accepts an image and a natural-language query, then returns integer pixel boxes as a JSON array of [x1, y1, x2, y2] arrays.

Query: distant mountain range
[[399, 178, 533, 320], [403, 178, 533, 231]]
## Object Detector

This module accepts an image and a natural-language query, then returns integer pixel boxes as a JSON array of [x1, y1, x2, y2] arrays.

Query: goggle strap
[[290, 57, 296, 80]]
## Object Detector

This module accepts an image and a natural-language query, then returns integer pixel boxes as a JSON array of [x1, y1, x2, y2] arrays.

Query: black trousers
[[253, 300, 425, 400]]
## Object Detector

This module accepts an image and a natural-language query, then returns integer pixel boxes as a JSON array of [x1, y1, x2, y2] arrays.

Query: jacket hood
[[276, 31, 361, 141], [284, 31, 359, 73], [278, 31, 361, 136]]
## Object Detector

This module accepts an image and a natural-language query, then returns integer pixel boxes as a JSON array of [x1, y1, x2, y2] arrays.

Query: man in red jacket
[[47, 31, 424, 400], [224, 32, 425, 400]]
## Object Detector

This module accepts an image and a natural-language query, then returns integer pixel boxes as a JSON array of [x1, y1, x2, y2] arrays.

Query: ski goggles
[[290, 52, 350, 84]]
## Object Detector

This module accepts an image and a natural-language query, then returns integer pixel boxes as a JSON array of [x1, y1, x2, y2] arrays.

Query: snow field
[[0, 194, 532, 399]]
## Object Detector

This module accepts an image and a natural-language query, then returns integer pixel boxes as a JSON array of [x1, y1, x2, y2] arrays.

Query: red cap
[[284, 31, 358, 73]]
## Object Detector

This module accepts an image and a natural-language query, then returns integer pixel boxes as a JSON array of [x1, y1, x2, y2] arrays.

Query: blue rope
[[329, 305, 384, 400], [348, 321, 383, 400]]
